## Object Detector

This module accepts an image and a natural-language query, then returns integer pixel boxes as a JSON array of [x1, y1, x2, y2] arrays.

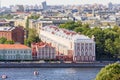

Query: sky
[[1, 0, 120, 7]]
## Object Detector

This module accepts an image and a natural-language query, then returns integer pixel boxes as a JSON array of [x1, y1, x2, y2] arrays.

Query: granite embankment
[[0, 62, 115, 68]]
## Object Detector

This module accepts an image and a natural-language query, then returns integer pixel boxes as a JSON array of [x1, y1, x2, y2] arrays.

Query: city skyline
[[1, 0, 120, 7]]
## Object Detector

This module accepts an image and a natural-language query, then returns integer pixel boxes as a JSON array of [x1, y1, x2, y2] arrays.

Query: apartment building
[[0, 44, 32, 60]]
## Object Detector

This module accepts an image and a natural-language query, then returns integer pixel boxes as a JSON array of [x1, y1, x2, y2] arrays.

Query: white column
[[84, 43, 85, 61], [79, 43, 81, 56]]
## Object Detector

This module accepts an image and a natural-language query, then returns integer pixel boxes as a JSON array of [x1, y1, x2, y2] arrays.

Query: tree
[[5, 40, 14, 44], [104, 39, 116, 59], [29, 14, 40, 20], [24, 28, 41, 47], [104, 29, 118, 41], [26, 17, 29, 29], [59, 21, 79, 30], [74, 27, 83, 33], [59, 21, 74, 30], [89, 28, 105, 60], [114, 38, 120, 58], [95, 62, 120, 80], [0, 37, 7, 44], [105, 39, 115, 55]]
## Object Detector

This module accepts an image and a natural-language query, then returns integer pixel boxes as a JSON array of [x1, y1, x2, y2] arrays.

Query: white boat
[[34, 71, 39, 75], [1, 75, 7, 79]]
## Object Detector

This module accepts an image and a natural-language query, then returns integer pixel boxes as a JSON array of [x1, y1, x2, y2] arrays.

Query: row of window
[[0, 33, 10, 37], [0, 55, 32, 60], [0, 50, 31, 54]]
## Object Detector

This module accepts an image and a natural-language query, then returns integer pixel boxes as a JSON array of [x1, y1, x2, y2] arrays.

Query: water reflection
[[0, 68, 100, 80]]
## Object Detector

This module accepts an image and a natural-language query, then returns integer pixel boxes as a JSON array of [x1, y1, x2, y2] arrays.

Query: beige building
[[14, 19, 26, 28]]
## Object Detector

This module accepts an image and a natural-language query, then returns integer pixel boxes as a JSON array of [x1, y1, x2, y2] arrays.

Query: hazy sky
[[1, 0, 120, 7]]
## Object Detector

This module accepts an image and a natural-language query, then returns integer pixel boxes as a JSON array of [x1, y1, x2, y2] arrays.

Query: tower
[[42, 1, 47, 10], [108, 2, 113, 10]]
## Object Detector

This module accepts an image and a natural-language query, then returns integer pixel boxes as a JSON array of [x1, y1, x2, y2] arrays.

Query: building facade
[[32, 42, 56, 60], [40, 25, 95, 62], [0, 44, 32, 60], [0, 26, 24, 44]]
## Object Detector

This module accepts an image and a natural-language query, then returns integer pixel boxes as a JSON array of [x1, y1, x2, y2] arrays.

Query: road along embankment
[[0, 62, 113, 68]]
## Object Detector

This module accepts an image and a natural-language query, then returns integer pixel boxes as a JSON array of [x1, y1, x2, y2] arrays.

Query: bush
[[95, 62, 120, 80]]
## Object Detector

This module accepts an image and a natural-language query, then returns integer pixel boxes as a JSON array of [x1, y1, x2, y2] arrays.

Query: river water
[[0, 68, 100, 80]]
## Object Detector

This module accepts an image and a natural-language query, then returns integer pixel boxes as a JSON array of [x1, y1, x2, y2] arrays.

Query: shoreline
[[0, 62, 115, 68]]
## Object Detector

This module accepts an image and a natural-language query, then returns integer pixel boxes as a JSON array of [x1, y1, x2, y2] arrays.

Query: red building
[[0, 26, 24, 44]]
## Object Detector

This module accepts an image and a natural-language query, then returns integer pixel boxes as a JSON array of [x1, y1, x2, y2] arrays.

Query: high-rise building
[[108, 2, 113, 10], [42, 1, 47, 10]]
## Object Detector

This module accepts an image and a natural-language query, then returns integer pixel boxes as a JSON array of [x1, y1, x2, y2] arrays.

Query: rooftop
[[32, 42, 54, 48], [42, 25, 91, 40], [0, 26, 15, 31], [0, 44, 31, 49]]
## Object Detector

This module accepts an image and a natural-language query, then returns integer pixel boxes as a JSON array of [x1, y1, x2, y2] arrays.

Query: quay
[[0, 62, 115, 68]]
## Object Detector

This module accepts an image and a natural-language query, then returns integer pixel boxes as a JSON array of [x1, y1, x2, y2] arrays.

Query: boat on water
[[1, 75, 7, 79], [34, 71, 39, 75]]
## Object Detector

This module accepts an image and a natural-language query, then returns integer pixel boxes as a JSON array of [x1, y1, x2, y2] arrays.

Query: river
[[0, 68, 101, 80]]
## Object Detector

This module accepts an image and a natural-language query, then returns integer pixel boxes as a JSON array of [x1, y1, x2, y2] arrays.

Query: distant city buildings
[[11, 5, 24, 12], [29, 15, 73, 34]]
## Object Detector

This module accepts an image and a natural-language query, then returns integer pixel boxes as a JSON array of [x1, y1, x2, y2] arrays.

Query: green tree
[[104, 29, 118, 41], [0, 37, 7, 44], [112, 25, 119, 32], [24, 28, 41, 47], [29, 14, 40, 20], [95, 62, 120, 80], [90, 28, 105, 60], [114, 38, 120, 57], [105, 39, 115, 54], [59, 21, 78, 30], [74, 27, 83, 33], [26, 17, 29, 29], [5, 40, 14, 44]]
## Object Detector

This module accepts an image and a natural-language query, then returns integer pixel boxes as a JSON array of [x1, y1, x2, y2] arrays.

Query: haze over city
[[1, 0, 120, 7]]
